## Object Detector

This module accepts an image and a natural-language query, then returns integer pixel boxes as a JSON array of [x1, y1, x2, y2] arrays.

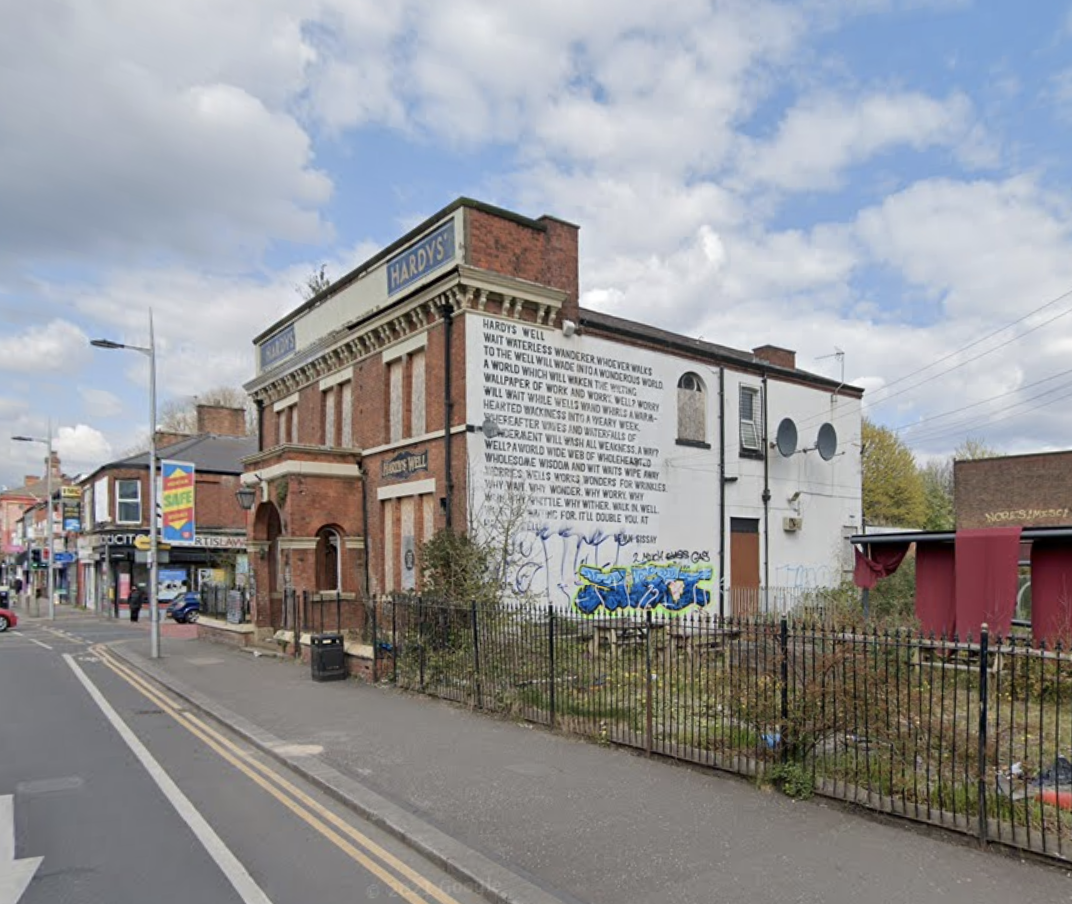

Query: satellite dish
[[775, 418, 798, 457], [816, 423, 838, 461], [482, 417, 501, 440]]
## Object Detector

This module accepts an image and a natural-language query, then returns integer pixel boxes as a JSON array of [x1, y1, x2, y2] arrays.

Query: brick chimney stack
[[196, 404, 247, 437], [752, 345, 797, 370]]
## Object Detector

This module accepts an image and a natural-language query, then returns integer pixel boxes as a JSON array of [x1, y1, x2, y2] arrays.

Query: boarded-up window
[[340, 381, 353, 447], [676, 373, 706, 444], [389, 360, 403, 443], [323, 386, 336, 446], [410, 351, 426, 436]]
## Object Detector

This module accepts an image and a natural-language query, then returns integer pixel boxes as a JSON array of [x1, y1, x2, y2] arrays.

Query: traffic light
[[30, 549, 42, 568]]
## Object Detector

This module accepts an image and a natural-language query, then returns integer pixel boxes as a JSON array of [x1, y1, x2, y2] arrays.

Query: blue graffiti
[[573, 562, 714, 615]]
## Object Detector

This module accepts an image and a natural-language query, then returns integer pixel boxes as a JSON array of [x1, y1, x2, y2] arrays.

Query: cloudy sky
[[3, 0, 1072, 487]]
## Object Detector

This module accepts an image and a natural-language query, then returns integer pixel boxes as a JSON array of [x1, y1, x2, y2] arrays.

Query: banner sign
[[161, 460, 196, 544]]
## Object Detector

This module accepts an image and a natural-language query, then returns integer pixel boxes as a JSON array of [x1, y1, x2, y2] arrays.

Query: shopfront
[[83, 529, 248, 608]]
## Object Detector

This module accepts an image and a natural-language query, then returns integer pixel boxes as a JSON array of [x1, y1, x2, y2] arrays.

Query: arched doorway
[[253, 501, 284, 628]]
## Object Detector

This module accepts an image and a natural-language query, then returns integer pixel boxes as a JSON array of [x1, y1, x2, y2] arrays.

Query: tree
[[122, 386, 254, 455], [919, 458, 954, 530], [861, 418, 927, 528], [953, 436, 998, 461], [297, 264, 331, 301], [158, 386, 253, 435], [917, 436, 1000, 530]]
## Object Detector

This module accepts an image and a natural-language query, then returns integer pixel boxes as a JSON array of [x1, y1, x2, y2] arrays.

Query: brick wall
[[752, 345, 797, 370], [83, 467, 246, 531], [197, 404, 247, 437], [466, 208, 579, 323], [955, 451, 1072, 529]]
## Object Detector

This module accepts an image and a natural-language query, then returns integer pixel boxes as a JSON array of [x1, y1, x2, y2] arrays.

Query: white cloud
[[0, 320, 90, 373], [78, 388, 125, 419], [54, 425, 113, 475], [0, 1, 332, 269], [737, 92, 980, 192], [854, 176, 1072, 320]]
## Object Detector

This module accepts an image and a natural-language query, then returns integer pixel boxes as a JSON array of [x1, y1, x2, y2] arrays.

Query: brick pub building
[[241, 198, 863, 642]]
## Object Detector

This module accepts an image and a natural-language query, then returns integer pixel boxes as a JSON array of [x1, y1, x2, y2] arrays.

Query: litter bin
[[310, 633, 347, 682]]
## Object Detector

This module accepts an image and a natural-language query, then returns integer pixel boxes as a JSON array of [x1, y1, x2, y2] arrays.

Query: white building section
[[466, 313, 861, 616]]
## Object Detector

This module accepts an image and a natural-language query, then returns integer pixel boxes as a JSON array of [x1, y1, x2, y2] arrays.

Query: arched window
[[677, 372, 707, 446], [316, 527, 343, 591]]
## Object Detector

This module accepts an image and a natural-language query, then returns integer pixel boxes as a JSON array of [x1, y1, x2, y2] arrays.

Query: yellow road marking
[[92, 646, 464, 904]]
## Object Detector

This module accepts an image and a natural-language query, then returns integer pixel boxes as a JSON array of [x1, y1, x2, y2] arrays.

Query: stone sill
[[197, 615, 255, 634], [270, 628, 373, 661]]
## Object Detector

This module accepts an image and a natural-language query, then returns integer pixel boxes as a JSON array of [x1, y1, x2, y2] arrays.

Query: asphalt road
[[0, 616, 488, 904]]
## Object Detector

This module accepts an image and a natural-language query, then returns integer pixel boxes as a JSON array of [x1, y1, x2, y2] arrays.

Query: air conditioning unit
[[782, 516, 803, 532]]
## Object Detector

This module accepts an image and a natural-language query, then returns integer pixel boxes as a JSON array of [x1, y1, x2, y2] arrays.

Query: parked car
[[166, 592, 200, 624], [0, 607, 17, 632]]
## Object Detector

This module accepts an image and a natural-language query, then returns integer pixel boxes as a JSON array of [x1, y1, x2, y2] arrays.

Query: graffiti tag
[[573, 562, 714, 615]]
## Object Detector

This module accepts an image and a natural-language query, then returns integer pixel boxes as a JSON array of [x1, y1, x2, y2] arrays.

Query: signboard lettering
[[161, 460, 196, 544], [260, 324, 296, 370], [381, 449, 429, 481], [386, 221, 455, 297]]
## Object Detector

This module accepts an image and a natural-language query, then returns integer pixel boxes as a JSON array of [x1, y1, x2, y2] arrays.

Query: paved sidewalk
[[108, 632, 1072, 904]]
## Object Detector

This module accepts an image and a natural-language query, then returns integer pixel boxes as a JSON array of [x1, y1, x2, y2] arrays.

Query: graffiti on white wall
[[471, 313, 722, 613], [574, 561, 714, 614]]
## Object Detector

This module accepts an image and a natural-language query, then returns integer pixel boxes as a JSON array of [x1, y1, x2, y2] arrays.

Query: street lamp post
[[12, 424, 55, 620], [91, 312, 160, 659]]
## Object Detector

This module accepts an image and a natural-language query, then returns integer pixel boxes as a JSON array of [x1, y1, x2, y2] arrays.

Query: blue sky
[[3, 0, 1072, 487]]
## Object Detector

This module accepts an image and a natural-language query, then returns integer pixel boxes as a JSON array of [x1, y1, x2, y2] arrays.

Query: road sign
[[133, 536, 170, 552], [54, 552, 76, 565]]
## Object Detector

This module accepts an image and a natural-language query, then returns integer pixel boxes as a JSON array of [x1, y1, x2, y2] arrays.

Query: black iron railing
[[374, 596, 1072, 862]]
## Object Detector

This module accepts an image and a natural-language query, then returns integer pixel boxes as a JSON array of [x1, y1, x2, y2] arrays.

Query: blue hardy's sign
[[381, 449, 429, 481], [260, 324, 296, 370], [387, 220, 455, 297]]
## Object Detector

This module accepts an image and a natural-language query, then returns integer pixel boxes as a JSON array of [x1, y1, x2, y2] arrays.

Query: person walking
[[128, 584, 146, 623]]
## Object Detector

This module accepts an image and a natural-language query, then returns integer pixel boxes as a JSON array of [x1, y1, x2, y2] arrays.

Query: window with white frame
[[116, 479, 142, 523], [739, 385, 762, 456]]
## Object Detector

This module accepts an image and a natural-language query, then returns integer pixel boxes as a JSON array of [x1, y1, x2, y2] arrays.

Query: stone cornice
[[246, 271, 566, 405]]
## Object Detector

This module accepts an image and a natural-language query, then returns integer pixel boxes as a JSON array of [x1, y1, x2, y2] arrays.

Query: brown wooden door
[[730, 518, 760, 617]]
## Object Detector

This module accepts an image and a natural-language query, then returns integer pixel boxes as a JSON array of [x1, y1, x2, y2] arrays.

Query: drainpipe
[[761, 369, 771, 614], [255, 398, 264, 451], [718, 366, 726, 621], [441, 302, 455, 530]]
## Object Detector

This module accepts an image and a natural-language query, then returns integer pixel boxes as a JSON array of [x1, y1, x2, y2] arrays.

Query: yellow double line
[[93, 645, 465, 904]]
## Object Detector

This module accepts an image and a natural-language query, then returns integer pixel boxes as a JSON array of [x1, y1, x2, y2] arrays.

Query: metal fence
[[372, 597, 1072, 863], [198, 585, 251, 624]]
